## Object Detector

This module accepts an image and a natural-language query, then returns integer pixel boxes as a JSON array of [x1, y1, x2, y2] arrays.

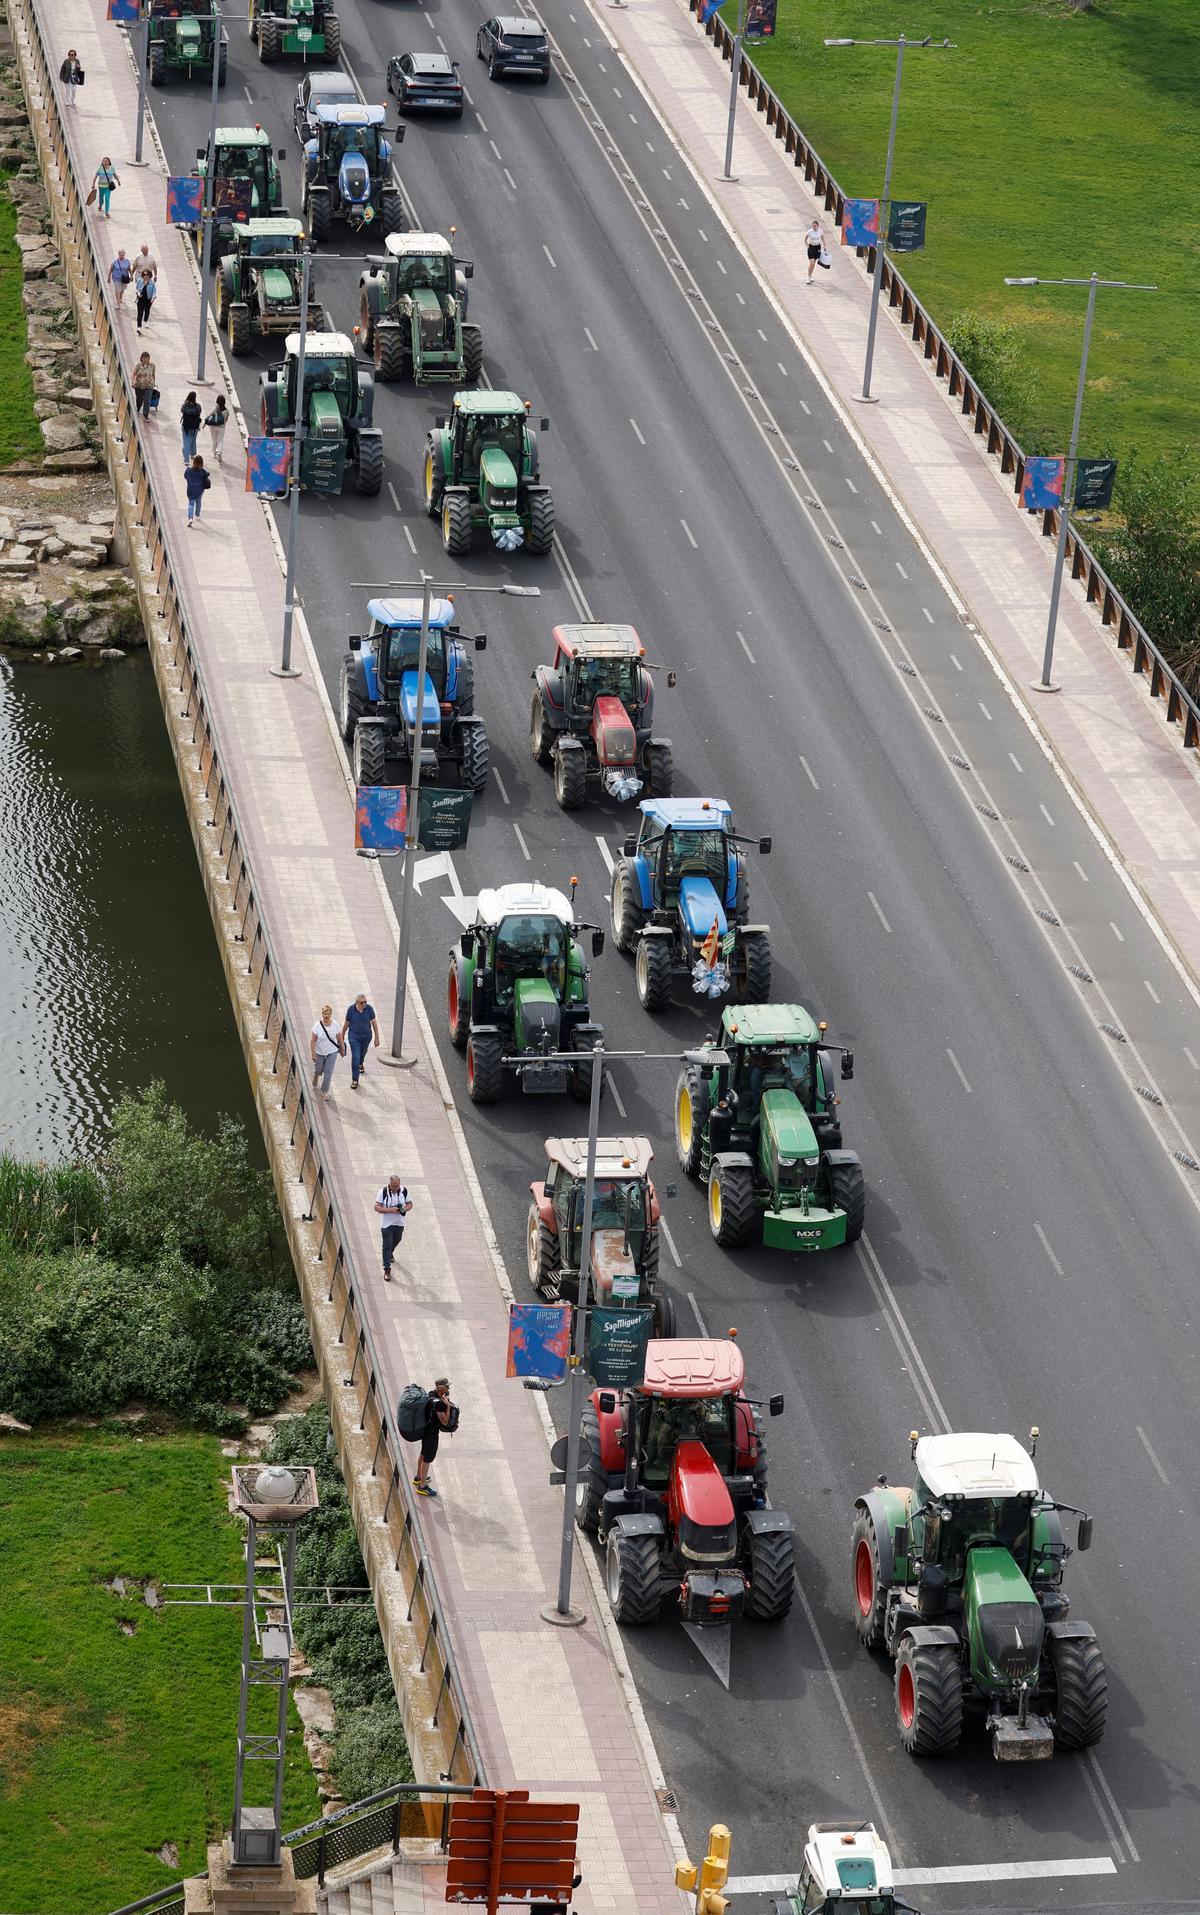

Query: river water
[[0, 651, 256, 1162]]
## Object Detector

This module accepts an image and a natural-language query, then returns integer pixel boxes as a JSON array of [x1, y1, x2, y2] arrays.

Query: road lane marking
[[799, 398, 810, 414], [476, 113, 487, 131], [716, 258, 726, 274], [799, 756, 818, 789], [946, 1047, 972, 1093], [895, 560, 908, 579], [737, 630, 755, 663], [1145, 978, 1161, 1004], [1086, 1750, 1139, 1863], [243, 85, 254, 102], [822, 437, 834, 453], [1110, 921, 1125, 942], [629, 417, 645, 444], [543, 243, 557, 268], [403, 526, 417, 554], [867, 891, 892, 933], [387, 482, 402, 512], [870, 518, 881, 534], [697, 227, 709, 242], [1039, 802, 1055, 825], [436, 33, 447, 50], [489, 137, 503, 160], [734, 290, 745, 304], [1137, 1424, 1169, 1484], [950, 653, 962, 669], [491, 769, 510, 806], [1185, 1046, 1199, 1071], [660, 1218, 682, 1267], [678, 194, 689, 208], [628, 112, 637, 124], [1074, 859, 1089, 882], [681, 519, 697, 548], [856, 1235, 948, 1430], [462, 86, 474, 105], [979, 700, 993, 720], [726, 1861, 1117, 1895], [512, 822, 531, 860], [845, 477, 857, 493], [1009, 751, 1024, 772], [1035, 1222, 1063, 1275], [584, 325, 598, 350], [504, 168, 517, 192], [686, 1289, 707, 1331], [595, 834, 614, 874], [790, 1573, 902, 1858], [606, 1072, 627, 1118], [922, 607, 934, 623]]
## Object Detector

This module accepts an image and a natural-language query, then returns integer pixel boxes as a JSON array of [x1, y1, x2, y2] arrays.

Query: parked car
[[475, 15, 550, 82], [387, 51, 465, 116], [293, 67, 359, 142]]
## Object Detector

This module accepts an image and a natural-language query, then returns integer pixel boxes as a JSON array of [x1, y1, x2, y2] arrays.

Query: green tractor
[[194, 127, 287, 264], [358, 232, 482, 386], [853, 1430, 1106, 1761], [215, 218, 324, 355], [259, 330, 383, 496], [148, 0, 228, 86], [422, 390, 553, 556], [248, 0, 340, 63], [674, 1005, 863, 1252], [447, 882, 604, 1103]]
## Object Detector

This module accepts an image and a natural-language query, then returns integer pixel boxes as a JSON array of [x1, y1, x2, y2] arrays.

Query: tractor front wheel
[[461, 323, 483, 385], [322, 10, 341, 59], [228, 302, 251, 357], [338, 655, 367, 743], [355, 434, 384, 497], [829, 1157, 866, 1244], [610, 861, 645, 953], [674, 1070, 709, 1178], [460, 723, 490, 793], [653, 1288, 676, 1338], [382, 191, 405, 237], [529, 690, 553, 767], [527, 489, 555, 555], [567, 1027, 603, 1103], [148, 40, 166, 84], [308, 190, 332, 242], [375, 323, 407, 383], [442, 491, 473, 555], [736, 930, 772, 1003], [447, 956, 470, 1050], [1048, 1633, 1107, 1748], [894, 1636, 963, 1756], [553, 745, 587, 812], [466, 1031, 503, 1104], [422, 443, 444, 517], [708, 1159, 757, 1246], [850, 1510, 887, 1649], [217, 37, 228, 84], [635, 936, 673, 1011], [258, 15, 279, 59], [606, 1529, 662, 1625], [645, 739, 674, 796], [352, 722, 387, 789], [575, 1402, 607, 1533], [526, 1202, 558, 1295], [746, 1526, 795, 1621]]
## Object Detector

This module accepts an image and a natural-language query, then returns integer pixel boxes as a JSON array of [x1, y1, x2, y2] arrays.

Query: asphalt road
[[145, 9, 1200, 1909]]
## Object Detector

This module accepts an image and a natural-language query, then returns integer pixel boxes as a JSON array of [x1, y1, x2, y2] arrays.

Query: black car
[[387, 51, 465, 116], [293, 68, 360, 142], [475, 15, 550, 82]]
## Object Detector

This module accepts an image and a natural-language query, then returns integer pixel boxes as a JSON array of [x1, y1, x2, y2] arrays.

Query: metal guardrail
[[689, 0, 1200, 751], [10, 0, 486, 1843], [108, 1779, 477, 1915]]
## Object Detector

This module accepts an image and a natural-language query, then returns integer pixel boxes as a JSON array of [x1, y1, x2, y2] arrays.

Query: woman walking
[[205, 394, 229, 464], [309, 1005, 343, 1098], [59, 49, 83, 106], [108, 249, 133, 309], [92, 157, 120, 219], [805, 216, 826, 284], [135, 267, 157, 335], [180, 391, 202, 468], [133, 350, 156, 422], [185, 454, 211, 528]]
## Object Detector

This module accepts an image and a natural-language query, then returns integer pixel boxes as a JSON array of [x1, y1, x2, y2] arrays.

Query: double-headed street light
[[824, 34, 954, 403], [1004, 272, 1157, 692], [271, 245, 314, 681]]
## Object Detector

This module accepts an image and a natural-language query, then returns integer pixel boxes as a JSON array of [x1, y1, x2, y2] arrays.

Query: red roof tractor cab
[[526, 1135, 676, 1337], [530, 623, 676, 810]]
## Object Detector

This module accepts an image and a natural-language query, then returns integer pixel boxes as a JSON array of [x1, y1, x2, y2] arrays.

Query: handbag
[[149, 387, 160, 411], [818, 248, 831, 270], [86, 186, 96, 206]]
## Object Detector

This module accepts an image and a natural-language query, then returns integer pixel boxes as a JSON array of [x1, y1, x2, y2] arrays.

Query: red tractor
[[576, 1337, 793, 1627], [526, 1135, 677, 1336], [529, 622, 676, 811]]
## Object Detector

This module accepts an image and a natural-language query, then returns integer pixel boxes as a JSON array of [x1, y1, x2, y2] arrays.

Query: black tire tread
[[466, 1030, 503, 1104], [896, 1639, 963, 1756], [710, 1159, 757, 1246], [610, 862, 645, 953], [738, 931, 772, 1003], [636, 936, 673, 1011], [746, 1526, 795, 1621], [850, 1509, 887, 1649], [575, 1402, 607, 1534], [554, 746, 587, 811], [1050, 1634, 1107, 1748], [830, 1156, 866, 1244], [608, 1530, 661, 1624]]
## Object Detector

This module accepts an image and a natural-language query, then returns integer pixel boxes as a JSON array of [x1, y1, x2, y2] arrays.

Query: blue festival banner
[[698, 0, 721, 20], [842, 198, 881, 248], [107, 0, 141, 20], [1021, 456, 1065, 513], [166, 175, 203, 226], [245, 437, 291, 496], [354, 784, 407, 853], [506, 1302, 571, 1382]]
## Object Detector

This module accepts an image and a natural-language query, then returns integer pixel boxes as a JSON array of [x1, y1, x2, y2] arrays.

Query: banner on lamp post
[[352, 785, 474, 854], [1074, 457, 1117, 512], [166, 176, 204, 226], [841, 198, 881, 249], [506, 1302, 571, 1382], [588, 1307, 654, 1389], [887, 200, 927, 253], [743, 0, 776, 38], [1021, 456, 1065, 513], [107, 0, 141, 20], [246, 437, 291, 496]]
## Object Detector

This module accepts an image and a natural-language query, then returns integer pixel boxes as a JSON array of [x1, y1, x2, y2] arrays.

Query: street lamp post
[[719, 0, 746, 183], [272, 246, 312, 681], [825, 35, 953, 403], [194, 0, 223, 386], [129, 3, 150, 167], [1004, 272, 1157, 692]]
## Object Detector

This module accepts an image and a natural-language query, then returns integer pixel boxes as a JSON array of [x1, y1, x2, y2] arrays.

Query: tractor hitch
[[989, 1680, 1054, 1761], [680, 1568, 746, 1625]]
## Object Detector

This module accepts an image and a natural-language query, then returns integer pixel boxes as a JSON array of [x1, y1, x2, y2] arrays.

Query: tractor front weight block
[[682, 1569, 746, 1625], [516, 1059, 570, 1096], [762, 1202, 847, 1253], [990, 1712, 1055, 1762]]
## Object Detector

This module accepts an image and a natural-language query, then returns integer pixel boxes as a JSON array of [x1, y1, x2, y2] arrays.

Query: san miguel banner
[[841, 198, 881, 249], [588, 1307, 653, 1390], [887, 200, 927, 253], [1074, 457, 1117, 512], [1021, 456, 1066, 513]]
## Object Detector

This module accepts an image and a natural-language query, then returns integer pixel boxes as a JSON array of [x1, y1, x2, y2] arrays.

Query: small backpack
[[397, 1383, 430, 1443]]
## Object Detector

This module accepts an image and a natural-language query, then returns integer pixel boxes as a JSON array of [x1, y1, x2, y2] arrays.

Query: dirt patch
[[0, 1697, 66, 1796], [153, 1841, 179, 1870]]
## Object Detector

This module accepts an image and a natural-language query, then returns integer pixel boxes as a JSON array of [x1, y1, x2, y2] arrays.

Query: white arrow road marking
[[725, 1859, 1118, 1895], [681, 1620, 730, 1688]]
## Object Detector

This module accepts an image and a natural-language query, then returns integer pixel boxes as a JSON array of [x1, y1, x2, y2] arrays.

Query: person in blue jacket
[[185, 454, 211, 527]]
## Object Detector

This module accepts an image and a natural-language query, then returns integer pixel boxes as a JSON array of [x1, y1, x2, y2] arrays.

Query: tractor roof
[[453, 389, 526, 418], [287, 330, 355, 357], [241, 217, 304, 237], [544, 1137, 653, 1179], [368, 596, 455, 631], [553, 623, 644, 660], [384, 231, 454, 258], [720, 1004, 821, 1046], [476, 883, 574, 929], [216, 127, 273, 145], [803, 1825, 893, 1899], [639, 797, 732, 831], [314, 101, 387, 125], [915, 1433, 1040, 1500], [641, 1338, 744, 1399]]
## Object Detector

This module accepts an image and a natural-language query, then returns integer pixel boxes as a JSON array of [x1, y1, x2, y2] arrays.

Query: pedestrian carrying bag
[[818, 248, 831, 270], [397, 1384, 429, 1443]]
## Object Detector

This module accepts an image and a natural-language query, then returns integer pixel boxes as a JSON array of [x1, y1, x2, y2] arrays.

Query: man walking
[[339, 992, 380, 1090], [414, 1378, 453, 1497], [374, 1174, 412, 1282]]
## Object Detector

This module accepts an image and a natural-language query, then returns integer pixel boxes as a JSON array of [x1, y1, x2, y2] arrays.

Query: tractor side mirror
[[597, 1392, 617, 1415], [667, 670, 678, 688], [894, 1525, 908, 1562], [474, 632, 487, 651], [277, 147, 287, 160], [462, 260, 475, 278], [542, 1181, 553, 1199], [592, 930, 604, 957], [1077, 1515, 1093, 1552], [195, 145, 206, 161], [768, 1393, 784, 1417], [540, 417, 550, 431], [460, 932, 473, 957], [348, 634, 361, 651], [622, 835, 638, 858], [841, 1050, 855, 1080], [759, 836, 772, 854]]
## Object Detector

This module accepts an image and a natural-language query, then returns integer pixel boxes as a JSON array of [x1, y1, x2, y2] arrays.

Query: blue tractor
[[340, 596, 490, 793], [610, 798, 773, 1012], [302, 103, 403, 240]]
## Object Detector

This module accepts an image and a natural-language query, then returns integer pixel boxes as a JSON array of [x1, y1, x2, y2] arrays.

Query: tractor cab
[[493, 911, 570, 1011], [384, 230, 457, 300], [364, 595, 456, 740], [772, 1824, 909, 1915], [204, 128, 282, 218], [307, 104, 390, 216], [535, 1137, 657, 1306], [450, 882, 603, 1100], [240, 215, 305, 261]]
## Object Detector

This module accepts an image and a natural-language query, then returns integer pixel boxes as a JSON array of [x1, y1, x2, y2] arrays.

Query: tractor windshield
[[493, 917, 567, 1005], [640, 1394, 734, 1487], [573, 658, 637, 708], [248, 231, 295, 258], [301, 354, 354, 410], [380, 624, 446, 690], [395, 252, 453, 297], [569, 1178, 647, 1265], [739, 1045, 814, 1114], [934, 1497, 1033, 1580], [662, 829, 727, 893], [328, 125, 380, 169], [461, 412, 524, 476]]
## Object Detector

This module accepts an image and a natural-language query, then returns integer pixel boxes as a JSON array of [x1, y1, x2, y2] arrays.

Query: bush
[[331, 1706, 415, 1805], [1095, 450, 1200, 697], [945, 309, 1042, 450]]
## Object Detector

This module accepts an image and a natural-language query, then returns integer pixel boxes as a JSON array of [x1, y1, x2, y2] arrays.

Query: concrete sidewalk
[[597, 0, 1200, 993], [33, 6, 684, 1912]]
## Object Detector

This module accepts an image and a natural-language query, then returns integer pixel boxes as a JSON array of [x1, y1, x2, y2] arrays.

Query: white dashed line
[[489, 137, 502, 160], [822, 438, 834, 453], [584, 325, 598, 351], [492, 769, 510, 806], [870, 519, 882, 534], [462, 85, 474, 105], [868, 891, 892, 933], [1110, 921, 1125, 943], [799, 756, 819, 789], [243, 85, 254, 102], [922, 607, 934, 624], [1009, 752, 1024, 773], [737, 630, 755, 663], [734, 290, 745, 305], [946, 1047, 972, 1093], [629, 417, 645, 444], [979, 700, 993, 720], [436, 33, 447, 50], [681, 519, 698, 548], [686, 1289, 708, 1332], [799, 398, 810, 414], [606, 1073, 627, 1119], [582, 32, 591, 45], [612, 83, 621, 96], [1137, 1425, 1170, 1485], [661, 1218, 683, 1268], [628, 112, 637, 124], [756, 327, 767, 341], [1039, 803, 1055, 826], [403, 526, 417, 554], [1184, 1046, 1199, 1072], [1073, 860, 1089, 883], [950, 654, 963, 670], [1144, 979, 1161, 1004], [777, 361, 788, 377], [845, 477, 857, 493], [476, 113, 487, 131], [387, 482, 402, 512], [597, 59, 606, 70], [698, 227, 709, 242], [646, 140, 655, 153], [716, 259, 726, 274], [504, 168, 517, 192], [543, 243, 557, 268], [513, 822, 531, 861], [1035, 1222, 1064, 1275], [895, 561, 908, 579], [595, 834, 615, 875]]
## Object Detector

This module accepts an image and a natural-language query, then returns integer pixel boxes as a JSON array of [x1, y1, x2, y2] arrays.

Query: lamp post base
[[270, 665, 302, 680], [541, 1601, 587, 1628], [715, 173, 739, 184], [126, 157, 150, 168], [379, 1053, 419, 1071], [852, 393, 880, 406], [1030, 679, 1062, 694]]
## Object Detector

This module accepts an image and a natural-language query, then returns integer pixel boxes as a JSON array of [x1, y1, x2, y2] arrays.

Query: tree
[[1095, 451, 1200, 697]]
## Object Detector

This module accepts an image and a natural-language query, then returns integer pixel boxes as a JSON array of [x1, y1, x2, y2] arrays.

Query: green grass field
[[733, 0, 1198, 461], [0, 181, 42, 467], [0, 1433, 320, 1915]]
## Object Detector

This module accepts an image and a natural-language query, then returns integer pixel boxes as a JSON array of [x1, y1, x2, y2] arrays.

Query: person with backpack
[[206, 394, 229, 464], [185, 454, 211, 527], [374, 1174, 412, 1281], [180, 391, 203, 467], [398, 1378, 456, 1498], [59, 50, 83, 105]]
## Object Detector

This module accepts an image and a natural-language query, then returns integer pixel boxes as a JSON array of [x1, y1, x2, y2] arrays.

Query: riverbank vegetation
[[0, 172, 41, 467]]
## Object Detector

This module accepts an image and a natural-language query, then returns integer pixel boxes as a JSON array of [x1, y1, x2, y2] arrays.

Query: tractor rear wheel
[[460, 723, 490, 793], [829, 1157, 866, 1244], [466, 1030, 503, 1104], [526, 1202, 558, 1295], [339, 655, 367, 743], [642, 1221, 659, 1285], [352, 722, 387, 789], [736, 930, 772, 1003], [746, 1526, 795, 1621], [567, 1027, 603, 1103], [148, 41, 166, 84], [610, 861, 645, 953], [461, 324, 483, 385], [575, 1402, 607, 1533], [422, 441, 444, 517], [447, 956, 470, 1049], [258, 15, 279, 59], [606, 1529, 662, 1625], [850, 1510, 887, 1649], [653, 1288, 676, 1338], [321, 10, 341, 59], [454, 649, 475, 717], [635, 937, 673, 1011], [529, 691, 553, 767], [228, 302, 251, 357], [217, 36, 228, 84], [1048, 1634, 1107, 1748], [553, 745, 587, 811], [708, 1159, 757, 1246], [308, 189, 331, 242], [375, 324, 407, 382], [895, 1636, 963, 1756], [355, 434, 384, 497], [527, 489, 555, 555], [382, 191, 405, 237], [645, 740, 674, 796], [442, 491, 473, 555], [674, 1070, 709, 1177]]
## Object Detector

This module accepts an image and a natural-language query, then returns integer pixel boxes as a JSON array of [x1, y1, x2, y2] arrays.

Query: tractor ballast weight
[[148, 0, 228, 86], [611, 797, 772, 1010], [675, 1005, 863, 1252], [248, 0, 341, 63], [447, 882, 604, 1103], [577, 1337, 793, 1629], [359, 231, 482, 386], [194, 128, 287, 263], [258, 330, 383, 496], [526, 1136, 676, 1337], [215, 218, 319, 354], [852, 1430, 1106, 1761], [341, 595, 490, 793], [422, 389, 554, 556], [302, 103, 403, 240], [530, 623, 677, 811]]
